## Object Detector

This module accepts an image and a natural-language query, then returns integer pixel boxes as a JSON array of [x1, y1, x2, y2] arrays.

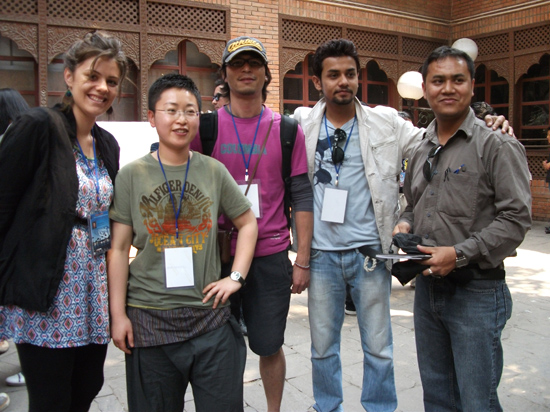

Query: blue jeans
[[414, 275, 513, 412], [309, 248, 396, 412]]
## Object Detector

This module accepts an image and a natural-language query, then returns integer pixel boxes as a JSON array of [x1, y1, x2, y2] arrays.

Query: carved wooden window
[[0, 35, 37, 107], [473, 65, 509, 119], [359, 61, 391, 107], [149, 41, 220, 112], [517, 54, 550, 150], [46, 57, 65, 108], [282, 54, 318, 115]]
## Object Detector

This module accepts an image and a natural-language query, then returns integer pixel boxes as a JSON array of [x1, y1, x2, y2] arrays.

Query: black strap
[[199, 111, 218, 156], [280, 115, 298, 228], [199, 111, 298, 228]]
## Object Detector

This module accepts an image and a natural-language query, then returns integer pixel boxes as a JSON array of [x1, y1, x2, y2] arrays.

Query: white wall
[[97, 121, 159, 167]]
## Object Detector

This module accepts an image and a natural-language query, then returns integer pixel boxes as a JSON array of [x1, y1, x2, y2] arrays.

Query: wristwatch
[[454, 247, 468, 268], [230, 271, 245, 286]]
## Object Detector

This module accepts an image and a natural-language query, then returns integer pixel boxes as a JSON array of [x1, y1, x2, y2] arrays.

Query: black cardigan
[[0, 106, 120, 311]]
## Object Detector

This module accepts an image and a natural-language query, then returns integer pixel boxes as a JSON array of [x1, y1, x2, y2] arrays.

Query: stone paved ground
[[1, 221, 548, 411]]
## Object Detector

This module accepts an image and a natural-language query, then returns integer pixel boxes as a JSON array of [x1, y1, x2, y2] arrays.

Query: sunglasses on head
[[331, 128, 347, 165], [423, 144, 443, 182]]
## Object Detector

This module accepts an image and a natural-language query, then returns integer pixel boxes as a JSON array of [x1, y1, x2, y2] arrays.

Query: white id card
[[238, 182, 261, 218], [321, 187, 348, 224], [164, 247, 194, 288]]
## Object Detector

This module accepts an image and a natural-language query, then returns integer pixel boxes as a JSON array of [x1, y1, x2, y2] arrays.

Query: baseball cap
[[222, 36, 268, 65]]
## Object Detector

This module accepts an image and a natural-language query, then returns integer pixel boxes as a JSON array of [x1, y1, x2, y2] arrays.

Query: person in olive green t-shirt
[[107, 74, 257, 412]]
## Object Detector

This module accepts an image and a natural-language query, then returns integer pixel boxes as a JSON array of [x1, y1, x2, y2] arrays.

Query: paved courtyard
[[1, 221, 548, 411]]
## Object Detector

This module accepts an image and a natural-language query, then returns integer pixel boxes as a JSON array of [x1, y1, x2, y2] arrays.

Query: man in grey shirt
[[394, 46, 531, 411]]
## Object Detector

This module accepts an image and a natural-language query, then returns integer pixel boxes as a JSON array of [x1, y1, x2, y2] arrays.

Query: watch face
[[230, 271, 244, 284]]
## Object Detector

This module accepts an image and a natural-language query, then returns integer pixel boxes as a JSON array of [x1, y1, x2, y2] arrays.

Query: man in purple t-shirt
[[191, 36, 313, 411]]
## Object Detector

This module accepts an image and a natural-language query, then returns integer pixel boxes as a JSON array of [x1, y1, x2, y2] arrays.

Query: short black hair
[[471, 101, 496, 119], [421, 46, 475, 83], [0, 88, 30, 135], [312, 39, 361, 78], [397, 111, 413, 122], [148, 73, 202, 112]]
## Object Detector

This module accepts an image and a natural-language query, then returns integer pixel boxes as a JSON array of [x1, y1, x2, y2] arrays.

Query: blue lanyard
[[323, 114, 356, 184], [229, 104, 264, 181], [75, 130, 101, 207], [157, 150, 191, 240]]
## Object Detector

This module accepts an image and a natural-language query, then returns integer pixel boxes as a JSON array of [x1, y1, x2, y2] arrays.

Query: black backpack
[[199, 111, 298, 228]]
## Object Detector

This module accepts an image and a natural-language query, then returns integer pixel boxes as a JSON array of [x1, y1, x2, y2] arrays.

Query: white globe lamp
[[451, 38, 478, 61], [397, 71, 424, 100]]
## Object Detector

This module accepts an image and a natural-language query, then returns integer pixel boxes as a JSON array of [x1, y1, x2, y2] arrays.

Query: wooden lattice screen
[[476, 33, 509, 56], [147, 2, 225, 33], [515, 24, 550, 51], [2, 0, 38, 15], [348, 29, 398, 54], [282, 19, 342, 45], [47, 0, 139, 25], [402, 37, 445, 58]]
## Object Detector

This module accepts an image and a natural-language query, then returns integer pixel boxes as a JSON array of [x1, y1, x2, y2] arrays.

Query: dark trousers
[[16, 343, 108, 412], [125, 318, 246, 412]]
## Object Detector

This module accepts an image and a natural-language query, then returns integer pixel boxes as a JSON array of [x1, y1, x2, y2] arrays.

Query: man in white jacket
[[293, 39, 511, 412]]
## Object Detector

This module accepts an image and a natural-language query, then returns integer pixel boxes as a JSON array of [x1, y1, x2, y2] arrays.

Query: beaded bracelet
[[294, 262, 310, 270]]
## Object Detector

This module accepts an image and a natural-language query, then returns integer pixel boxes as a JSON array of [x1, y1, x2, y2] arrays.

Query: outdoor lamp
[[451, 38, 478, 61], [397, 71, 424, 100]]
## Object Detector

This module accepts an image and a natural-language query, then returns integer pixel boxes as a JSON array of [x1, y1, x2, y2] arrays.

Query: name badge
[[88, 210, 111, 257], [238, 180, 262, 218], [321, 187, 348, 224], [164, 247, 195, 288]]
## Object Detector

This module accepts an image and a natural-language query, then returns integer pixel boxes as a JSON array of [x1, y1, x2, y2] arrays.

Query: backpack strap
[[280, 115, 298, 228], [199, 111, 218, 156]]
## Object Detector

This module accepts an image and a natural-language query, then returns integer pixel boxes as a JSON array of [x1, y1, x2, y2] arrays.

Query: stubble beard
[[332, 95, 354, 106]]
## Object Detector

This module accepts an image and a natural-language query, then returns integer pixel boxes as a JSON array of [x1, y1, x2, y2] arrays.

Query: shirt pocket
[[438, 171, 478, 219], [371, 140, 399, 180]]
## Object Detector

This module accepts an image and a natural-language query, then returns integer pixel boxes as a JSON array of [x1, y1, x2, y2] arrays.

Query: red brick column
[[531, 179, 550, 222], [229, 0, 280, 111]]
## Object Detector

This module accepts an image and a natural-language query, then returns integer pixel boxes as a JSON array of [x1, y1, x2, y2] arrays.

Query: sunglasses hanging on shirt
[[423, 144, 443, 182], [331, 128, 347, 165]]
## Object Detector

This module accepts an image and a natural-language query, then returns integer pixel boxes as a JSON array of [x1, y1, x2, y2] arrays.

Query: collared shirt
[[400, 109, 532, 269]]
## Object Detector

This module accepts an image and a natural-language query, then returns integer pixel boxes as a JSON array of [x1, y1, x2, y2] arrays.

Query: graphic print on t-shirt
[[139, 179, 214, 253], [314, 137, 349, 186]]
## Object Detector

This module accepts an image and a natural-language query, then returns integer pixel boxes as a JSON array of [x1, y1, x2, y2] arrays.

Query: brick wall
[[278, 0, 451, 39], [532, 179, 550, 222], [228, 0, 280, 109], [452, 0, 529, 20], [452, 1, 550, 38]]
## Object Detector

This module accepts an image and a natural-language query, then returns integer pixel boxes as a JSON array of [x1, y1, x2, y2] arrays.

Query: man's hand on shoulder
[[484, 114, 514, 137]]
